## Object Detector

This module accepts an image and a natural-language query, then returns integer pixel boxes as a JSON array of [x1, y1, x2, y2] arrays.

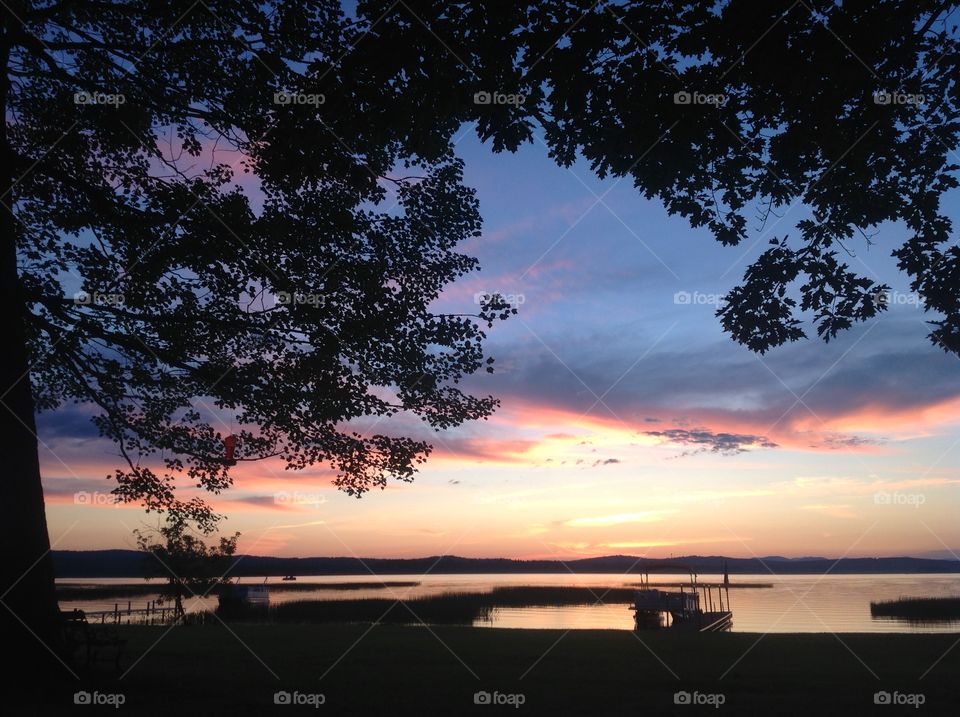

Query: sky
[[38, 123, 960, 562]]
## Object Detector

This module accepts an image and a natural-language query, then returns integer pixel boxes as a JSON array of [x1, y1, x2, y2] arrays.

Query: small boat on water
[[281, 575, 297, 581], [631, 563, 732, 632], [217, 578, 270, 617]]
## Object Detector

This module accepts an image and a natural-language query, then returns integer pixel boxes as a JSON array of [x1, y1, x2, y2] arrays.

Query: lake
[[57, 573, 960, 633]]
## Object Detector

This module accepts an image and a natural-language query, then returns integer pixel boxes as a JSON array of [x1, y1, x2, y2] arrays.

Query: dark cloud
[[591, 458, 621, 466], [42, 476, 112, 496], [36, 406, 100, 440], [644, 428, 777, 455], [813, 434, 883, 450], [233, 495, 287, 508], [471, 315, 960, 440], [31, 308, 960, 465]]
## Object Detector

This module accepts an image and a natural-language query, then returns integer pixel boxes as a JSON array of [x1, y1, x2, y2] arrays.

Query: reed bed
[[260, 585, 642, 625], [870, 596, 960, 621]]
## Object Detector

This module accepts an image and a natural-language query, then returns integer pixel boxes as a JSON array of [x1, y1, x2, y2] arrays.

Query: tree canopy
[[353, 0, 960, 354], [7, 0, 957, 536], [3, 0, 959, 674], [7, 0, 513, 533], [135, 518, 239, 620]]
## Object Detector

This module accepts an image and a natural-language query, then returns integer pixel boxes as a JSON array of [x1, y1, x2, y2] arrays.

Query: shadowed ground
[[26, 625, 960, 715]]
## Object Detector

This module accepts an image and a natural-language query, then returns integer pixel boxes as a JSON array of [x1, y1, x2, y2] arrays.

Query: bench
[[61, 609, 126, 670]]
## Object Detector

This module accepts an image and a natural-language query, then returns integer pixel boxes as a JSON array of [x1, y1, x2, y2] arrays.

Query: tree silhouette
[[5, 0, 959, 677], [135, 519, 239, 622], [355, 0, 960, 353], [1, 1, 511, 669]]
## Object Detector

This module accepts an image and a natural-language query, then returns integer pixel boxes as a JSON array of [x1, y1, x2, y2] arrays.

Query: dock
[[67, 600, 181, 625], [630, 564, 733, 632]]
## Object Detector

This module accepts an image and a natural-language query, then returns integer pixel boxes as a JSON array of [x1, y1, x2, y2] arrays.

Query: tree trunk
[[0, 32, 68, 677]]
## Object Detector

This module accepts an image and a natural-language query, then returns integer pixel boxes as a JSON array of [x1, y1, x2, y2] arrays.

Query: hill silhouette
[[52, 550, 960, 578]]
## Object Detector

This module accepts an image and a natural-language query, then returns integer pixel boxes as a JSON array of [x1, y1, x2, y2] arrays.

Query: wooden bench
[[61, 609, 126, 670]]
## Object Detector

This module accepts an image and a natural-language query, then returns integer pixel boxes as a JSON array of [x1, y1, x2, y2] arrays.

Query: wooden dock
[[630, 563, 734, 632], [69, 600, 181, 625]]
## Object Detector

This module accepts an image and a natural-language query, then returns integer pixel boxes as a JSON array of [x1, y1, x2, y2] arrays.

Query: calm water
[[57, 573, 960, 633]]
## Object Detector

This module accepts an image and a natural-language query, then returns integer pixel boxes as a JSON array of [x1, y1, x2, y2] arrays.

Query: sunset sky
[[39, 128, 960, 561]]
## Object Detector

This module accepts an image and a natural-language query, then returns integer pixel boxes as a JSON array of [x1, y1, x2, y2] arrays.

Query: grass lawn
[[31, 624, 960, 715]]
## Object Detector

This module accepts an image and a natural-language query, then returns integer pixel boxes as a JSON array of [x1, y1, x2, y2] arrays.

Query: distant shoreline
[[52, 549, 960, 578]]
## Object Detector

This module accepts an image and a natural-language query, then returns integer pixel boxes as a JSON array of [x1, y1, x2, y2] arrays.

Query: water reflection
[[57, 573, 960, 633]]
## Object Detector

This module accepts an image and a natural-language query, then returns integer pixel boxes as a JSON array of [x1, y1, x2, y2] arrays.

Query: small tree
[[135, 520, 239, 623]]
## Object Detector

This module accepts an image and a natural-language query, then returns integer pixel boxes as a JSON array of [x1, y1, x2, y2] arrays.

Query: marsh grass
[[263, 585, 642, 625], [871, 596, 960, 621]]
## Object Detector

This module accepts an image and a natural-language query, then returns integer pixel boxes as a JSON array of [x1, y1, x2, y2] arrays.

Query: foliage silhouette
[[135, 518, 239, 621], [355, 0, 960, 353], [1, 0, 512, 671]]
